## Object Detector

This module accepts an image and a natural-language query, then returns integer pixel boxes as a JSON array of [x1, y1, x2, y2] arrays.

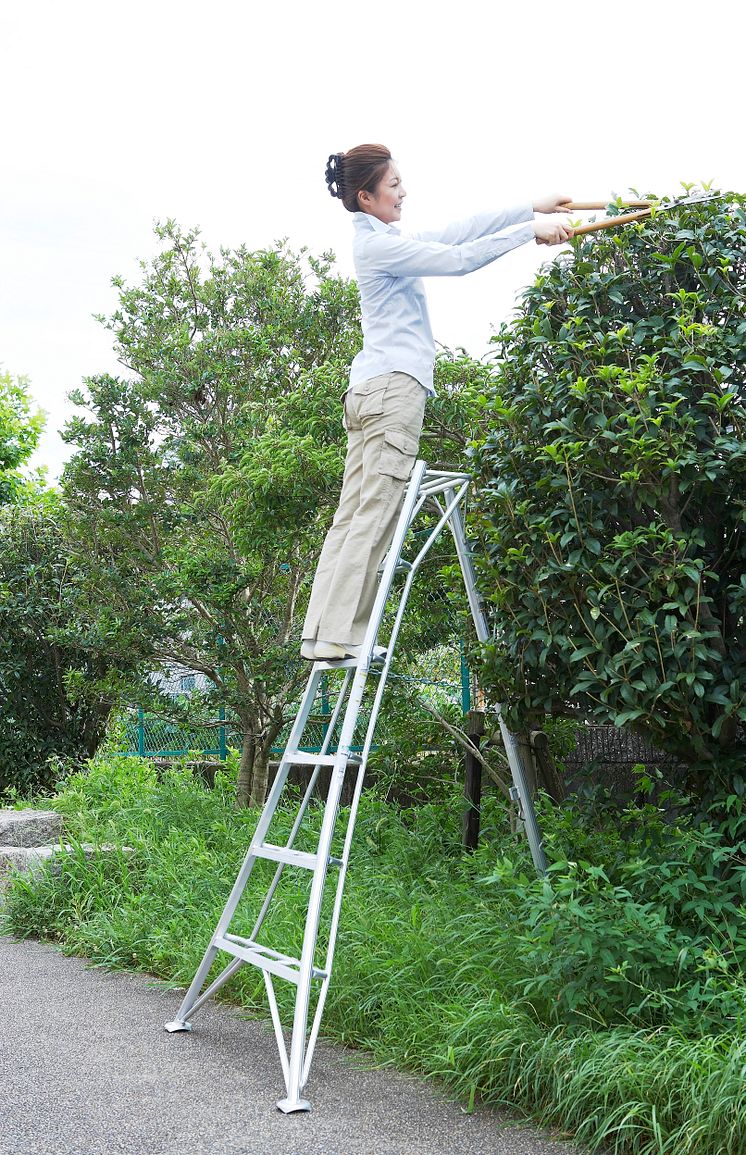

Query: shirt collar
[[353, 211, 399, 235]]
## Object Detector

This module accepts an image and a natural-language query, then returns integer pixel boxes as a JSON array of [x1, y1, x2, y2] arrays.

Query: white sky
[[2, 0, 744, 480]]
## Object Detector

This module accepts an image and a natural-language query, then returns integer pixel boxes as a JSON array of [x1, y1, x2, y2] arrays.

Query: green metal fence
[[123, 706, 237, 760], [117, 520, 475, 762], [118, 641, 471, 761]]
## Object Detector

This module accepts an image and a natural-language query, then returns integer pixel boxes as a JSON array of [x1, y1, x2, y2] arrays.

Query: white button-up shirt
[[349, 205, 535, 396]]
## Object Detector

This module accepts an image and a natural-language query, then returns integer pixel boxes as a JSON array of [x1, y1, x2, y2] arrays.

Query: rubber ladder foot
[[276, 1096, 311, 1114]]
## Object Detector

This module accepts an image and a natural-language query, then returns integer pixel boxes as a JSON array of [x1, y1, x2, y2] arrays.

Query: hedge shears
[[566, 191, 724, 235]]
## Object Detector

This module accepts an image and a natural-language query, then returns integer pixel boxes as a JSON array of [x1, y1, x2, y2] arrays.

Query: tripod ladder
[[164, 461, 546, 1112]]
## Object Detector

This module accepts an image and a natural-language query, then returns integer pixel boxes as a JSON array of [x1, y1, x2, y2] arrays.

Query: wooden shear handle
[[565, 200, 651, 210], [571, 208, 652, 235], [563, 200, 653, 236]]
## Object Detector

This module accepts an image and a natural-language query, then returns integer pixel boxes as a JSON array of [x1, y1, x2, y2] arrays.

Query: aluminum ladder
[[164, 461, 546, 1112]]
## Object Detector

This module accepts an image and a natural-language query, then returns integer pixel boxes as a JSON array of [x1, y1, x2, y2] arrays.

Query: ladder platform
[[253, 842, 318, 870], [311, 654, 386, 671], [217, 934, 328, 983]]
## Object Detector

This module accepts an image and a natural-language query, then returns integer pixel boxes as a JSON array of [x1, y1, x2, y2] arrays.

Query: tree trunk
[[249, 753, 270, 809], [235, 731, 256, 808], [530, 730, 567, 803], [250, 721, 286, 809]]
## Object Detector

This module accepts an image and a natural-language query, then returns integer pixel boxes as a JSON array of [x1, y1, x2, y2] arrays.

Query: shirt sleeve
[[359, 222, 535, 279], [409, 204, 535, 246]]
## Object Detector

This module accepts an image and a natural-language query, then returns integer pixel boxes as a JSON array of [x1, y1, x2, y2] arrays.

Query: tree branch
[[415, 695, 512, 800]]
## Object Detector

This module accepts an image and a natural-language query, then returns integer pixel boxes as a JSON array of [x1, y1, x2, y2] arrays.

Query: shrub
[[486, 779, 746, 1034], [473, 191, 746, 776]]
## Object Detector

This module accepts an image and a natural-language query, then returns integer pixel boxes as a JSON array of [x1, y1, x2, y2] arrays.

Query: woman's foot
[[343, 643, 387, 661], [301, 640, 387, 662], [300, 639, 347, 661], [313, 641, 348, 660]]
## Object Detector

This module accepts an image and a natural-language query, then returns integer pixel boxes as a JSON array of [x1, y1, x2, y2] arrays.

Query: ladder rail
[[279, 458, 430, 1103], [280, 649, 375, 1104], [282, 749, 355, 1105], [301, 751, 367, 1086], [295, 472, 496, 1085]]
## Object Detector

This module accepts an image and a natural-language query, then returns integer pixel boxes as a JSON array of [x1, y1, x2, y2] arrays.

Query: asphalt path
[[0, 935, 582, 1155]]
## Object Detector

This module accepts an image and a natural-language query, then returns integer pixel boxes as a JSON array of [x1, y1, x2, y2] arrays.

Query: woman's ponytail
[[325, 153, 345, 200]]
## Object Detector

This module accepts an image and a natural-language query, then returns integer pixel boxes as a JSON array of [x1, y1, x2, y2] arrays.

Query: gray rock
[[0, 845, 56, 887], [0, 843, 133, 891], [0, 809, 63, 847]]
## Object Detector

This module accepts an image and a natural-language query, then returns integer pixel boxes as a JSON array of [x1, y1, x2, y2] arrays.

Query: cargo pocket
[[379, 428, 419, 480], [354, 373, 391, 419]]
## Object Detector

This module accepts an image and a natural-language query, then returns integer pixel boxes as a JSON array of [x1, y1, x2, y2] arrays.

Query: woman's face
[[359, 162, 406, 224]]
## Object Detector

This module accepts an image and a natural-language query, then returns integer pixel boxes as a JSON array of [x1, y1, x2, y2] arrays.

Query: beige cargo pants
[[303, 371, 427, 646]]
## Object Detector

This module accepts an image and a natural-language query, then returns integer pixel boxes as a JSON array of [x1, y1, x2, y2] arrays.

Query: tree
[[0, 374, 122, 795], [472, 191, 746, 773], [0, 369, 43, 504], [62, 224, 367, 806], [0, 496, 123, 794]]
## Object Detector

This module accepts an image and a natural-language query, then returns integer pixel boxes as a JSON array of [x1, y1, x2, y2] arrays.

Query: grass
[[3, 754, 746, 1154]]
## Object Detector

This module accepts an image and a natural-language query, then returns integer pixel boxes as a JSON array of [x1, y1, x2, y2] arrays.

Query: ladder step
[[286, 752, 337, 766], [253, 843, 345, 870], [217, 935, 299, 983], [217, 935, 328, 983], [253, 843, 318, 870], [285, 751, 363, 767]]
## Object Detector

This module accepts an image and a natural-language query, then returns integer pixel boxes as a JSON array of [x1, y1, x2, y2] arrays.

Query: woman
[[301, 143, 572, 662]]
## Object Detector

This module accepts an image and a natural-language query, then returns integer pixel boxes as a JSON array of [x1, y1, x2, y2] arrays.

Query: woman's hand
[[533, 215, 574, 246], [533, 194, 573, 214]]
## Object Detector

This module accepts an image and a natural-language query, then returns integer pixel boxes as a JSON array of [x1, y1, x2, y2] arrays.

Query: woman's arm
[[359, 214, 571, 279], [407, 195, 572, 246], [409, 204, 534, 246]]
